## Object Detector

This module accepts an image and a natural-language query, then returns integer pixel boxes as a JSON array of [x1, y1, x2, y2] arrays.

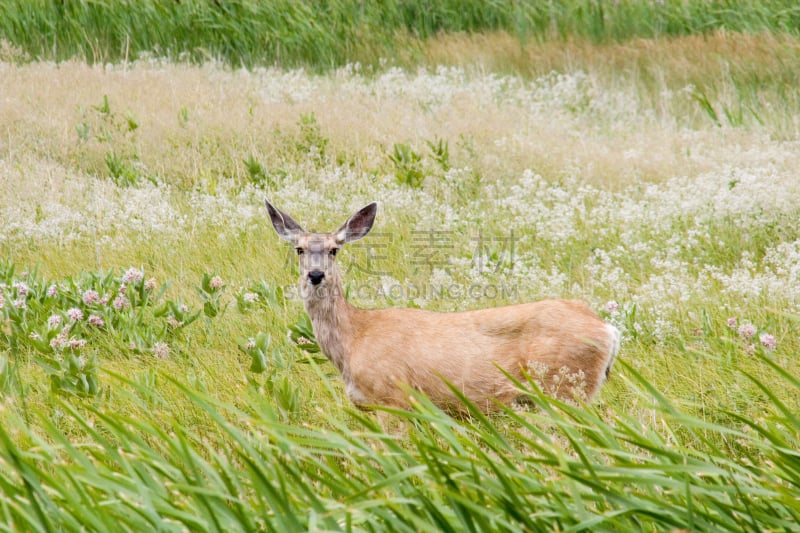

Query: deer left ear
[[335, 202, 377, 244]]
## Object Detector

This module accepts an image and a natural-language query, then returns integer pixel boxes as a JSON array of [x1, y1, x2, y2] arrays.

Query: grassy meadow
[[2, 3, 800, 531]]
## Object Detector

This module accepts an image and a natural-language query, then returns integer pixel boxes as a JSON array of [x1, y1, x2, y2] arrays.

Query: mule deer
[[266, 200, 620, 413]]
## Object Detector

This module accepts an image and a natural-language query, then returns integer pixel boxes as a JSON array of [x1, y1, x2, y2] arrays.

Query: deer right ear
[[265, 200, 305, 242]]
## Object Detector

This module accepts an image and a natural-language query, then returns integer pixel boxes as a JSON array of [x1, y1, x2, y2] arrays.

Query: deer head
[[265, 200, 377, 300]]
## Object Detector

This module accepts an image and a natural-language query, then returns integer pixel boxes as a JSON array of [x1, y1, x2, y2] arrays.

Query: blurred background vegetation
[[2, 0, 799, 69]]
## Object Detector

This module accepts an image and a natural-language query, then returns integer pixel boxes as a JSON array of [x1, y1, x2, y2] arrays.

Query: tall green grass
[[1, 357, 798, 531], [1, 0, 800, 68]]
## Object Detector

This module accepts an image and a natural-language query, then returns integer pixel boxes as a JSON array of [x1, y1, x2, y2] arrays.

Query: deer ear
[[335, 202, 377, 244], [265, 199, 305, 242]]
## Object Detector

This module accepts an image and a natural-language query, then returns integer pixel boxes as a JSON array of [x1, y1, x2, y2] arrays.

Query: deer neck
[[303, 271, 355, 377]]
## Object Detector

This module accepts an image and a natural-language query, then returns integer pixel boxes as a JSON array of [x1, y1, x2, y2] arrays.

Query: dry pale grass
[[2, 32, 798, 202], [423, 30, 800, 139], [421, 30, 800, 83]]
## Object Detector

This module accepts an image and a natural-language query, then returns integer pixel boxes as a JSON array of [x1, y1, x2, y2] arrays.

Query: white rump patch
[[604, 324, 621, 376]]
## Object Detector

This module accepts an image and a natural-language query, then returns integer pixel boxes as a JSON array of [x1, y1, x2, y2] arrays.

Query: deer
[[265, 200, 620, 414]]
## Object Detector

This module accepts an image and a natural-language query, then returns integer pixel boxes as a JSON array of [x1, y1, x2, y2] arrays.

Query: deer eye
[[329, 248, 338, 257], [295, 247, 304, 255]]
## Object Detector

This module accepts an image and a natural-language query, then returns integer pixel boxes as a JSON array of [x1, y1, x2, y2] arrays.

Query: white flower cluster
[[0, 159, 184, 246]]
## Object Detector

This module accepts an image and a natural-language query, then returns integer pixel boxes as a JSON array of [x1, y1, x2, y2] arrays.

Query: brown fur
[[266, 200, 620, 413]]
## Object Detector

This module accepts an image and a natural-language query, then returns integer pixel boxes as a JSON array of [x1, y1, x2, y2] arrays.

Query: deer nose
[[308, 270, 325, 285]]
